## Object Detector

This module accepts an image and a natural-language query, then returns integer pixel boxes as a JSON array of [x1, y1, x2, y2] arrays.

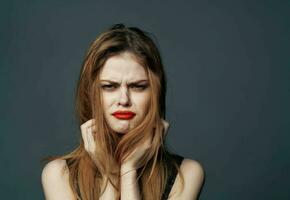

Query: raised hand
[[80, 119, 118, 199], [80, 119, 118, 173], [80, 119, 101, 166], [121, 118, 170, 172]]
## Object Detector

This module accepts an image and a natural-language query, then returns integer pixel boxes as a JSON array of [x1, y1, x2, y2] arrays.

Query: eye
[[130, 84, 148, 90], [101, 84, 116, 90]]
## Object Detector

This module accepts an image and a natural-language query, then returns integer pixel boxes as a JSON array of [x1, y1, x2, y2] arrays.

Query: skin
[[99, 51, 151, 135], [98, 52, 155, 199], [41, 52, 204, 200]]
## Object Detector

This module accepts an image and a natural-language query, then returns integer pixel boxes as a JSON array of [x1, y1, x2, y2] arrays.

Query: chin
[[109, 123, 130, 134], [110, 127, 128, 135], [106, 116, 142, 135], [116, 131, 127, 135]]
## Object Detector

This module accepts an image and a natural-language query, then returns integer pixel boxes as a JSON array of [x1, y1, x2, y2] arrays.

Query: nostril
[[118, 96, 131, 106]]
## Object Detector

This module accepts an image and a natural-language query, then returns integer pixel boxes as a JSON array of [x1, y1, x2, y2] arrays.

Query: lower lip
[[113, 114, 135, 120]]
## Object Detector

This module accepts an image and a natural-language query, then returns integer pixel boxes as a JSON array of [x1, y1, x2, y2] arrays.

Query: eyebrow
[[99, 79, 149, 84]]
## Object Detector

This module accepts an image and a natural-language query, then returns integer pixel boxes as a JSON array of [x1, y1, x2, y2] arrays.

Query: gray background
[[1, 0, 289, 199]]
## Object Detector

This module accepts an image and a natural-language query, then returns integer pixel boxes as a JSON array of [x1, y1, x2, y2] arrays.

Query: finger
[[80, 119, 96, 130], [161, 119, 170, 135], [87, 126, 96, 153], [80, 119, 96, 151], [144, 134, 153, 149], [91, 124, 97, 133], [81, 125, 89, 151]]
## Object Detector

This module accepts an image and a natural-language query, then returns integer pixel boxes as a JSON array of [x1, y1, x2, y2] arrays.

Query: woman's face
[[99, 52, 150, 134]]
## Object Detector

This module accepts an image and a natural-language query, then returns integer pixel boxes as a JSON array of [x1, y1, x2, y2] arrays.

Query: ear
[[161, 118, 170, 135]]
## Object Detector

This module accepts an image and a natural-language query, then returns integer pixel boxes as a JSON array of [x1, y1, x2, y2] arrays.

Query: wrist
[[121, 162, 135, 172], [120, 168, 137, 177], [120, 169, 137, 186], [121, 163, 136, 175]]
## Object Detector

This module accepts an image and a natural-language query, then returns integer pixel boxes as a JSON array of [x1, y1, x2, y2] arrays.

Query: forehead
[[99, 52, 148, 80]]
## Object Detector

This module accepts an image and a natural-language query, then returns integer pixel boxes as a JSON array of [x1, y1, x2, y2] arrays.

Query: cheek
[[102, 93, 114, 112], [135, 93, 150, 114]]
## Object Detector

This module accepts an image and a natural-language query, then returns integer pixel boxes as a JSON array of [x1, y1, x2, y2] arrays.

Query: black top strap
[[161, 154, 184, 200]]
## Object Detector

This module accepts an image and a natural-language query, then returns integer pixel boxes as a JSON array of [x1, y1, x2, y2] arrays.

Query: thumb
[[161, 119, 170, 135]]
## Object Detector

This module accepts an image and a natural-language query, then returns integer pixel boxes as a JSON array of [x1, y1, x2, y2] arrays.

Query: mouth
[[112, 111, 136, 120]]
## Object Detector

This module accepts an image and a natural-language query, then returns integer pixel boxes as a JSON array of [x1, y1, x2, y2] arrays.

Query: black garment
[[161, 154, 184, 200]]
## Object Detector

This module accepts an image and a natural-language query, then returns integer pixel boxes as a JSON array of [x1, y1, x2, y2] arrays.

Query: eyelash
[[101, 84, 148, 90]]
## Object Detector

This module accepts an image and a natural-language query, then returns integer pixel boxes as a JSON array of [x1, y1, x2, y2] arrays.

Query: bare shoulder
[[181, 158, 205, 181], [41, 159, 75, 200], [42, 159, 67, 175], [168, 158, 205, 200], [41, 159, 69, 184]]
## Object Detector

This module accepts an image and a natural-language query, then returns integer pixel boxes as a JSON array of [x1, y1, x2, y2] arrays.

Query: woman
[[41, 24, 204, 200]]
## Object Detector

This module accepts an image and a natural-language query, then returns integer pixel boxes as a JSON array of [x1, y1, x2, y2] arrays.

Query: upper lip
[[112, 110, 136, 115]]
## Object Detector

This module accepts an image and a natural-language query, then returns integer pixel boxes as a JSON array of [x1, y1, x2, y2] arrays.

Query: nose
[[118, 87, 131, 106]]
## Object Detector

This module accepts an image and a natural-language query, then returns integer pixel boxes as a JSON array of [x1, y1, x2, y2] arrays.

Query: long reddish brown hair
[[42, 24, 184, 200]]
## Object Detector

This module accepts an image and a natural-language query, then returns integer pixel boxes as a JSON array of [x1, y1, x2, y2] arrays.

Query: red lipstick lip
[[112, 110, 136, 115], [112, 110, 136, 119]]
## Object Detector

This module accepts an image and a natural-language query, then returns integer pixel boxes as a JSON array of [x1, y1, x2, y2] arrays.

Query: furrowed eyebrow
[[99, 79, 149, 84]]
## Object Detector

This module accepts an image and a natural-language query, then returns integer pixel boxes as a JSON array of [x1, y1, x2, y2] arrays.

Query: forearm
[[99, 176, 118, 200], [120, 165, 141, 200]]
